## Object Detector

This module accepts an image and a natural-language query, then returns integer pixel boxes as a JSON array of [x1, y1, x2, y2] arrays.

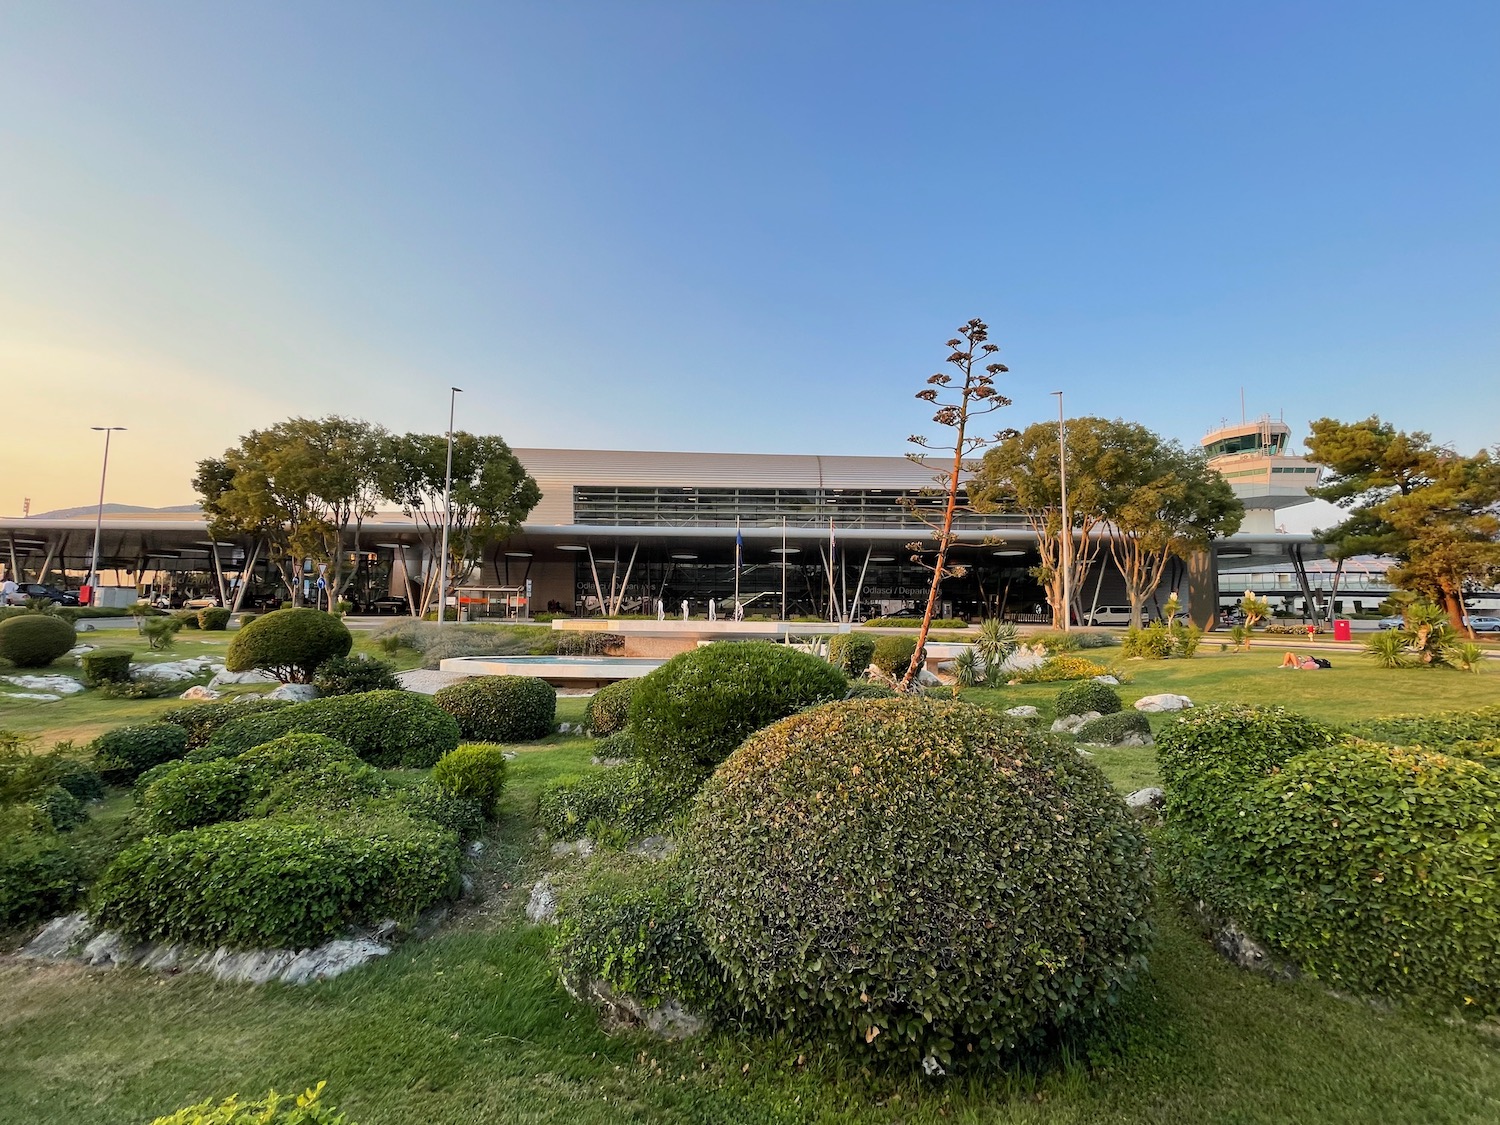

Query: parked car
[[1376, 616, 1404, 631], [369, 596, 410, 615], [3, 582, 78, 607], [1463, 615, 1500, 633], [1082, 606, 1135, 626]]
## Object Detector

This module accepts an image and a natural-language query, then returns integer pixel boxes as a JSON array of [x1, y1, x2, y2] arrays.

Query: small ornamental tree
[[900, 319, 1013, 691], [225, 607, 353, 683]]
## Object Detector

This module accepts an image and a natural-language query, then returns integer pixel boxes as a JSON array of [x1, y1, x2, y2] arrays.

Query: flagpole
[[734, 517, 741, 611], [780, 517, 787, 623]]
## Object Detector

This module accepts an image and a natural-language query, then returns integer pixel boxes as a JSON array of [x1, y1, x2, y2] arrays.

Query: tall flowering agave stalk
[[900, 319, 1014, 693]]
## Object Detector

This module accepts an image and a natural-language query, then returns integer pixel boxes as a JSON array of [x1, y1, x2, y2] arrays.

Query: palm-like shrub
[[974, 618, 1019, 675], [688, 697, 1153, 1066]]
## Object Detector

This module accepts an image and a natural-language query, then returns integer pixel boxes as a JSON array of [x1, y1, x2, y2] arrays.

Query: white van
[[1082, 605, 1135, 626]]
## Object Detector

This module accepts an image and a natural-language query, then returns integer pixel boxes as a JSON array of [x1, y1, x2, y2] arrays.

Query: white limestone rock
[[179, 684, 222, 701], [1125, 787, 1165, 811], [19, 913, 93, 960], [133, 657, 219, 682], [551, 839, 596, 860], [526, 878, 558, 924], [209, 668, 279, 687], [1134, 693, 1193, 713], [1092, 674, 1121, 685], [0, 674, 86, 695], [1003, 705, 1040, 719], [265, 683, 318, 702], [1, 692, 62, 702], [1050, 710, 1103, 734]]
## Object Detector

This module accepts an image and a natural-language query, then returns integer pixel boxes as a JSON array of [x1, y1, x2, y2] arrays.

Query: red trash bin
[[1333, 619, 1352, 642]]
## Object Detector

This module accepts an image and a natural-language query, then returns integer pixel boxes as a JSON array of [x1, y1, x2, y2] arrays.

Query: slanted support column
[[1186, 548, 1218, 631]]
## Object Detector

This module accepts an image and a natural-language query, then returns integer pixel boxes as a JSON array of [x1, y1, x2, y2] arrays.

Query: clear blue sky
[[1, 1, 1496, 521]]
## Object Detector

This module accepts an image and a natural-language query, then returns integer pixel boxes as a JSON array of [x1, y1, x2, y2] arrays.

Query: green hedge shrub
[[537, 761, 694, 842], [92, 814, 461, 949], [1158, 704, 1500, 1014], [225, 608, 353, 683], [396, 782, 485, 844], [91, 723, 190, 785], [1055, 680, 1123, 718], [80, 648, 132, 686], [827, 633, 876, 677], [585, 679, 638, 736], [174, 609, 202, 629], [206, 691, 460, 768], [843, 681, 898, 700], [555, 631, 625, 656], [1034, 631, 1119, 652], [137, 734, 372, 835], [197, 607, 232, 631], [1349, 705, 1500, 747], [869, 634, 920, 677], [1074, 711, 1152, 745], [688, 697, 1153, 1066], [0, 744, 103, 804], [312, 654, 402, 696], [433, 676, 556, 743], [593, 729, 636, 760], [431, 743, 508, 815], [159, 699, 293, 750], [0, 614, 76, 668], [629, 642, 847, 778], [148, 1082, 354, 1125], [553, 853, 728, 1015], [34, 784, 86, 830], [0, 823, 83, 928]]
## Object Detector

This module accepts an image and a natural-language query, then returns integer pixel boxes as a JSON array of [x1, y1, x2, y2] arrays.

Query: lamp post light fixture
[[87, 426, 126, 599], [436, 388, 462, 627], [1051, 391, 1071, 632]]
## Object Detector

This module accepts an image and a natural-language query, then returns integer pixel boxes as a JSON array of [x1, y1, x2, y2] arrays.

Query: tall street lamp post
[[1051, 392, 1071, 632], [87, 426, 126, 601], [436, 388, 462, 628]]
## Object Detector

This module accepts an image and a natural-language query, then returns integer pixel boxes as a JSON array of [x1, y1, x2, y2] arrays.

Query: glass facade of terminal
[[572, 485, 1030, 530]]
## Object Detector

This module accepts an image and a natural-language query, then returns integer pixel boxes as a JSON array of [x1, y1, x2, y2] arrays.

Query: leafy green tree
[[899, 319, 1012, 690], [1101, 433, 1241, 627], [195, 417, 386, 608], [1308, 416, 1500, 638], [379, 432, 541, 617]]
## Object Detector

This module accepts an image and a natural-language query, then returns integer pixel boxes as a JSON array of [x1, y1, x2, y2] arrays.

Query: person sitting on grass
[[1280, 652, 1322, 670]]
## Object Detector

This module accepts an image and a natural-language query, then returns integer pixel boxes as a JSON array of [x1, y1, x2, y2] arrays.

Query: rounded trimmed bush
[[431, 743, 509, 815], [433, 676, 556, 743], [0, 824, 82, 928], [586, 678, 638, 736], [197, 607, 232, 631], [0, 614, 76, 668], [1159, 704, 1500, 1015], [399, 782, 485, 843], [553, 853, 728, 1016], [138, 733, 370, 834], [225, 607, 353, 683], [313, 653, 402, 696], [90, 722, 190, 785], [688, 697, 1153, 1066], [828, 633, 876, 677], [537, 760, 696, 842], [1055, 680, 1123, 718], [869, 634, 920, 677], [206, 690, 459, 768], [80, 648, 132, 686], [91, 814, 461, 949], [629, 642, 848, 777]]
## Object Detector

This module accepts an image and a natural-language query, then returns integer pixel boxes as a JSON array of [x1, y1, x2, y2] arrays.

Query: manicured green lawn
[[3, 644, 1499, 1124]]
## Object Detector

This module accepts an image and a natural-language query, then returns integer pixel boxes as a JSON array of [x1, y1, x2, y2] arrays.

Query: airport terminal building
[[0, 447, 1328, 626]]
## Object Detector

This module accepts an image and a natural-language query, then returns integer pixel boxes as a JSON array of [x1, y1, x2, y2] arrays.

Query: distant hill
[[28, 503, 203, 519]]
